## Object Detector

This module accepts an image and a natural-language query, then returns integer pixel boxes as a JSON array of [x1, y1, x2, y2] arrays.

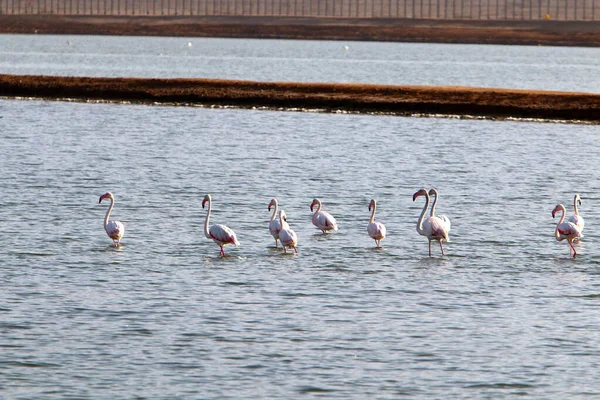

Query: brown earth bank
[[1, 74, 599, 122], [1, 15, 600, 46]]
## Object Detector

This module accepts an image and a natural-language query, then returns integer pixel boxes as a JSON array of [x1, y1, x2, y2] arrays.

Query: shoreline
[[1, 16, 600, 47], [1, 74, 599, 123]]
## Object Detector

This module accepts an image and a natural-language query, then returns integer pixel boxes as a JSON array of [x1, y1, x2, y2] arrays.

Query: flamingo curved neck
[[270, 201, 278, 222], [313, 201, 322, 214], [430, 193, 438, 217], [104, 198, 114, 229], [279, 213, 288, 230], [369, 203, 376, 224], [416, 193, 430, 235], [574, 196, 580, 216], [555, 206, 566, 239], [204, 199, 212, 239]]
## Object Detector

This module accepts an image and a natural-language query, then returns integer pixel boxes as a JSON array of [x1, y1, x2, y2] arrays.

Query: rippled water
[[1, 34, 600, 92], [2, 96, 600, 398]]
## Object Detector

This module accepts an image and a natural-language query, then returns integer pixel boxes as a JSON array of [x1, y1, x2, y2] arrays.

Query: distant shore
[[2, 74, 599, 122], [1, 15, 600, 47]]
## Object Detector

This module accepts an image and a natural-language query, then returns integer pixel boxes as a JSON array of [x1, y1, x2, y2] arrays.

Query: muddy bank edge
[[1, 74, 599, 122]]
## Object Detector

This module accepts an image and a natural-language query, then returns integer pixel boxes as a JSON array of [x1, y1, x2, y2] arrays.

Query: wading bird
[[202, 194, 239, 256], [99, 192, 125, 247], [413, 188, 450, 257], [268, 198, 282, 248], [310, 198, 338, 234], [568, 194, 585, 237], [278, 209, 298, 254], [552, 203, 582, 258], [428, 188, 451, 237], [367, 199, 386, 248]]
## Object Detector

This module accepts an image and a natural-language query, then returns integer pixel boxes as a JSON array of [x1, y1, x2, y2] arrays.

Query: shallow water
[[1, 97, 600, 398], [1, 34, 600, 92]]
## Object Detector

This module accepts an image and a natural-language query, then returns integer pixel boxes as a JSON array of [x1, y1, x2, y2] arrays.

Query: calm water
[[1, 34, 600, 92], [1, 95, 600, 398]]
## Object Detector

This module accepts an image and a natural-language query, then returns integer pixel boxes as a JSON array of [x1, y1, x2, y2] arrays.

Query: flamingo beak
[[413, 189, 427, 201], [368, 205, 372, 211], [552, 209, 557, 218], [202, 200, 207, 209], [310, 204, 314, 212]]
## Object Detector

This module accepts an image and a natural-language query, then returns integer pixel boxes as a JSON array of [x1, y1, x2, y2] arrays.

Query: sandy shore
[[2, 74, 599, 122], [1, 15, 600, 47]]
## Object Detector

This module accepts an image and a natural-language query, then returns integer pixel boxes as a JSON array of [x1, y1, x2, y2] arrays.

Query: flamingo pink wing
[[314, 211, 338, 230], [270, 219, 282, 239], [368, 222, 386, 240], [106, 221, 124, 240], [558, 221, 581, 238], [280, 228, 298, 247], [210, 224, 239, 245]]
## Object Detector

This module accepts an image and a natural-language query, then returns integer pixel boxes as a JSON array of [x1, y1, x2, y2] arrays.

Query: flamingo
[[278, 209, 298, 253], [202, 194, 239, 256], [428, 188, 452, 235], [552, 204, 582, 258], [268, 198, 282, 248], [568, 194, 585, 236], [367, 199, 386, 247], [413, 188, 450, 257], [99, 192, 125, 247], [310, 198, 338, 234]]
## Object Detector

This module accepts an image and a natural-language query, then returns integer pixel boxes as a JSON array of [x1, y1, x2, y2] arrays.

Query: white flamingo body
[[567, 194, 585, 236], [278, 209, 298, 253], [553, 203, 582, 258], [202, 194, 239, 256], [99, 192, 125, 246], [268, 198, 282, 247], [310, 198, 338, 234], [367, 199, 386, 247], [413, 188, 450, 257]]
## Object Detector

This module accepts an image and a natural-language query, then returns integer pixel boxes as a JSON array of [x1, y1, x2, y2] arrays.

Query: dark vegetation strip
[[1, 74, 599, 122], [1, 16, 600, 47]]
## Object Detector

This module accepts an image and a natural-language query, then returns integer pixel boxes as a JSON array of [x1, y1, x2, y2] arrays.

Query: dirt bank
[[1, 74, 599, 122], [1, 15, 600, 47]]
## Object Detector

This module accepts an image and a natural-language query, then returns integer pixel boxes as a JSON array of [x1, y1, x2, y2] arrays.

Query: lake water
[[2, 35, 600, 399], [1, 34, 600, 92]]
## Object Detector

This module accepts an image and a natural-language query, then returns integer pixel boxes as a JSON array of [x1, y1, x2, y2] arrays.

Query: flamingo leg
[[569, 239, 577, 258], [283, 246, 287, 254], [294, 246, 298, 254], [220, 245, 225, 256], [275, 239, 279, 248], [439, 240, 445, 256], [428, 241, 432, 257]]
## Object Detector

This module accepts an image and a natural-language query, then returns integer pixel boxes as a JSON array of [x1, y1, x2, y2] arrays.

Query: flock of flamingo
[[98, 191, 586, 258]]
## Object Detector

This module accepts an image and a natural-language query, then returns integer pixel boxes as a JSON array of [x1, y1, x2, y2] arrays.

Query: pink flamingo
[[310, 198, 338, 234], [268, 198, 282, 248], [367, 199, 386, 247], [99, 192, 125, 247], [413, 188, 450, 257], [552, 203, 582, 258], [428, 188, 451, 235], [568, 194, 585, 237], [202, 194, 239, 256], [278, 209, 298, 253]]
